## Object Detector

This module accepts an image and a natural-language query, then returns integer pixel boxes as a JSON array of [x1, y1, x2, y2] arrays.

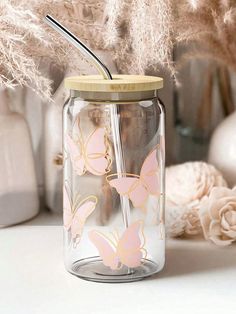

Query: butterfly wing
[[66, 134, 85, 175], [128, 181, 149, 208], [117, 220, 144, 268], [108, 176, 148, 209], [140, 148, 159, 195], [63, 185, 73, 230], [108, 177, 138, 196], [85, 128, 111, 175], [71, 198, 97, 242], [88, 230, 120, 270]]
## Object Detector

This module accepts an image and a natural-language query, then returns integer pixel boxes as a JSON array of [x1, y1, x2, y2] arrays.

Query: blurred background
[[1, 0, 236, 224]]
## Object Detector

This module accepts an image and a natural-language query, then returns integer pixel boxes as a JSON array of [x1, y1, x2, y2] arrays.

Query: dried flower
[[165, 204, 202, 237], [104, 0, 175, 75], [104, 0, 236, 76], [0, 0, 106, 99], [166, 162, 227, 207], [199, 186, 236, 246], [165, 162, 227, 237], [0, 0, 52, 99]]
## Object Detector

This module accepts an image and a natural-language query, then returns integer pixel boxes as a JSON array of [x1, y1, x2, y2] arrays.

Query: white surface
[[1, 211, 236, 314]]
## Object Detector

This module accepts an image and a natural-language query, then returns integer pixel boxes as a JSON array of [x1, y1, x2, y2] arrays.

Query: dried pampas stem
[[104, 0, 236, 78], [217, 65, 234, 115], [2, 0, 236, 97], [104, 0, 175, 76], [0, 0, 52, 99], [0, 0, 106, 100]]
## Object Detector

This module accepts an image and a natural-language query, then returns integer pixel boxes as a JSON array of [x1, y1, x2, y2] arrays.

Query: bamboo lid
[[65, 74, 163, 92]]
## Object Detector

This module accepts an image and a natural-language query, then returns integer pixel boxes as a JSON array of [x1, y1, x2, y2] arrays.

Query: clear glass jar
[[63, 75, 165, 282]]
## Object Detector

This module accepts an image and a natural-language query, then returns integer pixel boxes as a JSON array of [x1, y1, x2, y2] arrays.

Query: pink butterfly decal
[[106, 148, 159, 210], [88, 220, 146, 270], [63, 185, 97, 246], [66, 127, 112, 176]]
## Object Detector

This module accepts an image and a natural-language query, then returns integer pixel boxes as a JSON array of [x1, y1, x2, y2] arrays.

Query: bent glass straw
[[45, 15, 130, 229]]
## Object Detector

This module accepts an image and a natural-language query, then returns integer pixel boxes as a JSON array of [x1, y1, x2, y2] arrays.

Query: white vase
[[208, 111, 236, 187], [0, 90, 39, 226], [44, 83, 64, 213]]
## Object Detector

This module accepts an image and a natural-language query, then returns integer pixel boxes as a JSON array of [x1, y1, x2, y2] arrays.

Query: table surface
[[1, 210, 236, 314]]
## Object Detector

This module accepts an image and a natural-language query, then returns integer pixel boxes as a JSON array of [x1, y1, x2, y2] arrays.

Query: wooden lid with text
[[65, 74, 163, 92]]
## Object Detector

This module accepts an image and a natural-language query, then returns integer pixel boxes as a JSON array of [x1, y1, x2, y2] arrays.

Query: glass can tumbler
[[63, 75, 165, 282]]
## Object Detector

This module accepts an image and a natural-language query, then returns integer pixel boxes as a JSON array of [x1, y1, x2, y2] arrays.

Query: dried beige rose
[[166, 162, 227, 237], [199, 186, 236, 246]]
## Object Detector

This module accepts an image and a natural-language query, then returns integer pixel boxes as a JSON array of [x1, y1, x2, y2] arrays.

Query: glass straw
[[45, 15, 130, 229]]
